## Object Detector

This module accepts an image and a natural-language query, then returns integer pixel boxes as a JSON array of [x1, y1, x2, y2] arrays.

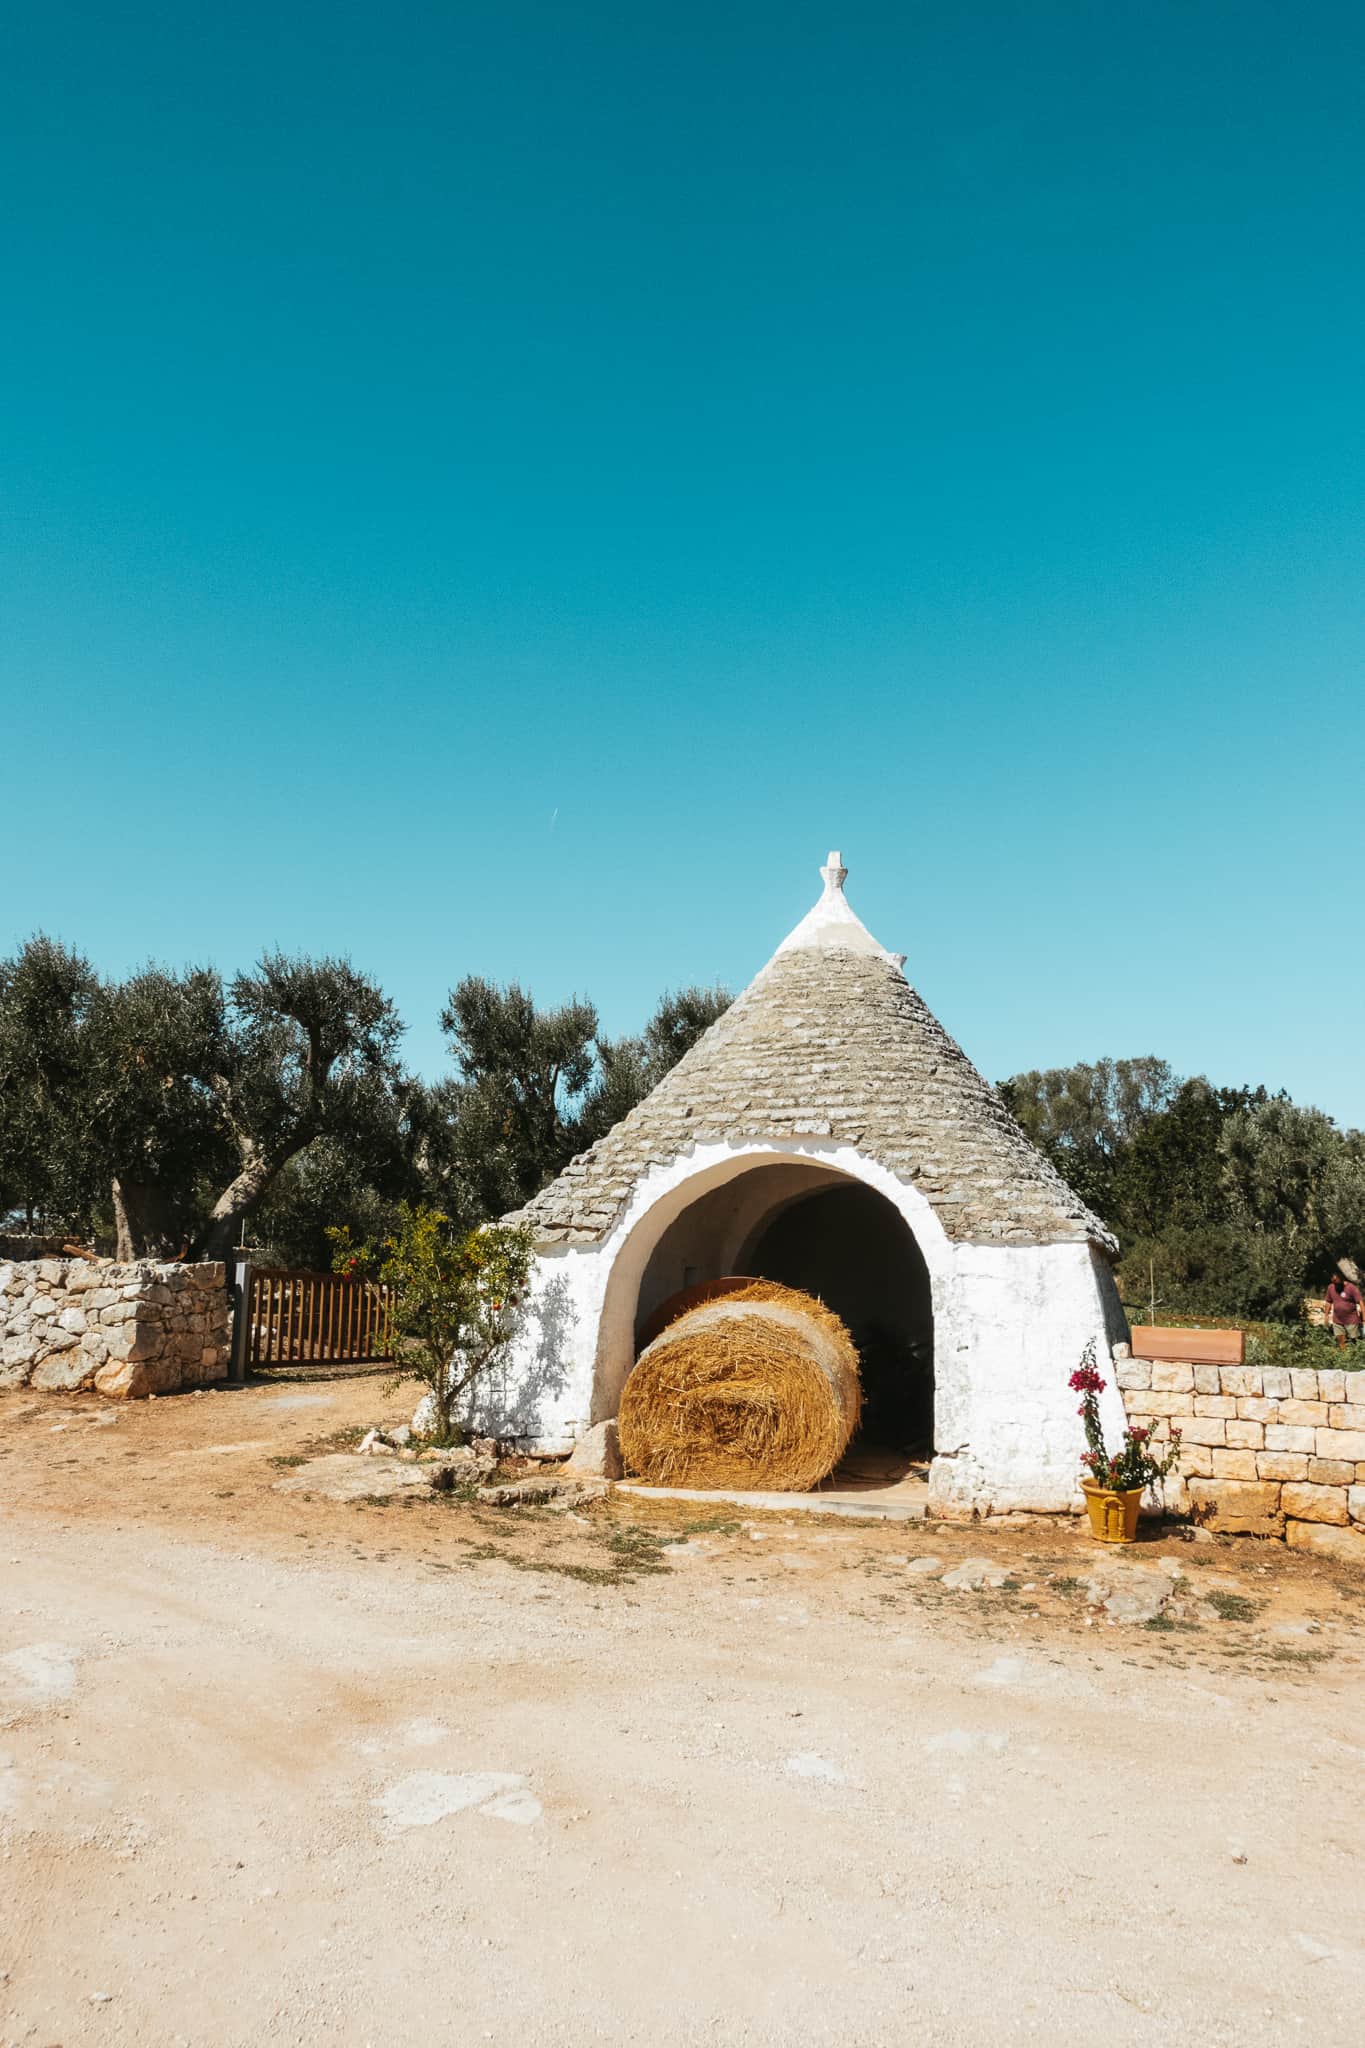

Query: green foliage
[[1206, 1590, 1258, 1623], [248, 1133, 417, 1269], [0, 938, 103, 1232], [433, 977, 599, 1219], [573, 984, 732, 1152], [0, 936, 405, 1259], [428, 976, 731, 1221], [332, 1204, 533, 1442], [2, 929, 732, 1270], [1115, 1079, 1264, 1236], [1243, 1320, 1352, 1370], [999, 1057, 1176, 1218], [1001, 1055, 1365, 1330]]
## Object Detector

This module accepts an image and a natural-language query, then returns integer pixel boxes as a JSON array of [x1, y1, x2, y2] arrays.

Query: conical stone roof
[[515, 854, 1116, 1255]]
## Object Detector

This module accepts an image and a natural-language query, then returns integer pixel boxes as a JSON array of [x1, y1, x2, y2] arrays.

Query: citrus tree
[[331, 1204, 533, 1443]]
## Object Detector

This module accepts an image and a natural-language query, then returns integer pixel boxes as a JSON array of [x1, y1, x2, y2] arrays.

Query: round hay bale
[[635, 1274, 760, 1351], [619, 1279, 861, 1492]]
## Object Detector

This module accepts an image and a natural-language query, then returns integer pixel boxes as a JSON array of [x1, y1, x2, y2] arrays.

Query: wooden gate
[[246, 1267, 394, 1368]]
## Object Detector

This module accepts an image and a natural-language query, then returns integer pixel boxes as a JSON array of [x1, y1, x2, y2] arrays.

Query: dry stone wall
[[1119, 1353, 1365, 1560], [0, 1258, 229, 1399]]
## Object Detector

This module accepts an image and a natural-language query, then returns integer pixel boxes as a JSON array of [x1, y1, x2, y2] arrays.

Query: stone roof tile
[[514, 936, 1114, 1255]]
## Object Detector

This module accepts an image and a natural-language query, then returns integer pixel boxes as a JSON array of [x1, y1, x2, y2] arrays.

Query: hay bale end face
[[619, 1280, 861, 1492]]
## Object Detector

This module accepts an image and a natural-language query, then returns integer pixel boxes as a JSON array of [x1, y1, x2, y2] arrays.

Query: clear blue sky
[[4, 2, 1363, 1121]]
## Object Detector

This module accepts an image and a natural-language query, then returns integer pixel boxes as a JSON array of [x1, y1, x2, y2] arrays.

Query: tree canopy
[[422, 977, 731, 1226], [999, 1058, 1362, 1321], [0, 934, 730, 1269], [0, 938, 406, 1260]]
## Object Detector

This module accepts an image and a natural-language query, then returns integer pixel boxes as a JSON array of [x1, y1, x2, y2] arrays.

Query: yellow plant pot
[[1081, 1480, 1144, 1545]]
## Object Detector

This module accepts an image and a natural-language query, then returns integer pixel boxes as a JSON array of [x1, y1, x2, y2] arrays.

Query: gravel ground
[[2, 1375, 1364, 2046]]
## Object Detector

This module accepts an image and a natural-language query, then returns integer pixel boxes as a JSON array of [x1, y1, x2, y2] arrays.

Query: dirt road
[[3, 1376, 1364, 2046]]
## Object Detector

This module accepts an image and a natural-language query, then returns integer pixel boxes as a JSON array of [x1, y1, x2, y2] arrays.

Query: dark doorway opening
[[742, 1183, 934, 1457]]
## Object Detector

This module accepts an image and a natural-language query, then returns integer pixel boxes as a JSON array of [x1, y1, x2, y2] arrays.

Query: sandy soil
[[3, 1372, 1364, 2047]]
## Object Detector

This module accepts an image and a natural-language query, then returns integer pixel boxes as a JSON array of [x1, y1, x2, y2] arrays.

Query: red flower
[[1127, 1426, 1149, 1444], [1069, 1365, 1106, 1395]]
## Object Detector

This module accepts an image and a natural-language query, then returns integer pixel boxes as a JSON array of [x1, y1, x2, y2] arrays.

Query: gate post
[[229, 1255, 253, 1384]]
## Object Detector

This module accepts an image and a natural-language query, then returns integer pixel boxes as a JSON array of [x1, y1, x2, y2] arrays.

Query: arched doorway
[[618, 1157, 934, 1460], [742, 1183, 933, 1454]]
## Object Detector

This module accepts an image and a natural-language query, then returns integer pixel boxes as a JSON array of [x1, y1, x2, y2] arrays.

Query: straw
[[619, 1279, 861, 1492]]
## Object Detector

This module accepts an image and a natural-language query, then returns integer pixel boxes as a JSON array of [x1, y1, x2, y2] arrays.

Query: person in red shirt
[[1325, 1271, 1365, 1347]]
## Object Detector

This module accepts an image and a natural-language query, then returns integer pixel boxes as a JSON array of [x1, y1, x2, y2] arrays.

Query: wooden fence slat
[[243, 1267, 394, 1367]]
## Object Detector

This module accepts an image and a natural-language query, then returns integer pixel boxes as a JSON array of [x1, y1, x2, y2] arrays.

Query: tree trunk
[[112, 1177, 180, 1261], [189, 1153, 280, 1264]]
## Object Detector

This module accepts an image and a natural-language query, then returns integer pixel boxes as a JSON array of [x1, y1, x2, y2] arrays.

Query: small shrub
[[1071, 1342, 1182, 1497], [1207, 1590, 1258, 1623], [330, 1205, 533, 1442]]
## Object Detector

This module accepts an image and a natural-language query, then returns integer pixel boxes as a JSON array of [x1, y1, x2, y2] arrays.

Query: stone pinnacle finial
[[772, 848, 903, 967]]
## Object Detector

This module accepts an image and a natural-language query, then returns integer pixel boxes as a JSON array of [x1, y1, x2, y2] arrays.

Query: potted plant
[[1070, 1343, 1181, 1544]]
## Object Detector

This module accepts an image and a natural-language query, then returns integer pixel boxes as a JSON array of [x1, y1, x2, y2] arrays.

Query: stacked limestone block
[[0, 1258, 229, 1399], [1119, 1355, 1365, 1558]]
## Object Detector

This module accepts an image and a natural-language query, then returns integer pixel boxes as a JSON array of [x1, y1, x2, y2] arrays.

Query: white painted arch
[[589, 1139, 950, 1423]]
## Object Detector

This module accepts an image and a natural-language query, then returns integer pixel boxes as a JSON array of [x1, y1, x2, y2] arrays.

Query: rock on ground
[[563, 1419, 623, 1480], [274, 1454, 445, 1502], [940, 1558, 1010, 1592]]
